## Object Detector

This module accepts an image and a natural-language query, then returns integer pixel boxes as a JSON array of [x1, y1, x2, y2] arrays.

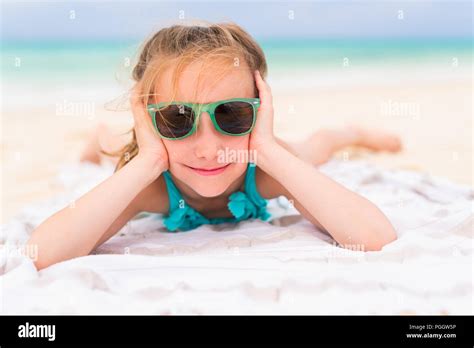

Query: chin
[[178, 162, 246, 198], [191, 182, 229, 198], [185, 173, 231, 198]]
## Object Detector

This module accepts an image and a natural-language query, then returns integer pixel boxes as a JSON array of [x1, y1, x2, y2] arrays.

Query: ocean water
[[263, 37, 472, 69], [2, 37, 471, 79], [1, 40, 139, 83], [1, 37, 471, 108]]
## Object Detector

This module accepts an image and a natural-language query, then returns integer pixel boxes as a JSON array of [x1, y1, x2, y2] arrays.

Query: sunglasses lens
[[214, 101, 255, 135], [154, 104, 195, 138]]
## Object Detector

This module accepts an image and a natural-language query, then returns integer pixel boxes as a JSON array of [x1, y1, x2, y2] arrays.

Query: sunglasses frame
[[147, 97, 260, 140]]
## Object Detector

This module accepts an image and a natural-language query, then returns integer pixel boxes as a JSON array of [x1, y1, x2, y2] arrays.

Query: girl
[[27, 22, 400, 270]]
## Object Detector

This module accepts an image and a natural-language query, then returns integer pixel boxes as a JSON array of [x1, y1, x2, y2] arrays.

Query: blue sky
[[1, 1, 472, 41]]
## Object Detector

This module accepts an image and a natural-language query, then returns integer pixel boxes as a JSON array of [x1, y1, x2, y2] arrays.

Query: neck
[[170, 169, 246, 206]]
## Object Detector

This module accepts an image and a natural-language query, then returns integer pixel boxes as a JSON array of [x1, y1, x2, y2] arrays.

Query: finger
[[130, 85, 147, 117], [130, 84, 154, 131], [130, 86, 143, 119], [255, 70, 271, 93], [254, 70, 273, 110]]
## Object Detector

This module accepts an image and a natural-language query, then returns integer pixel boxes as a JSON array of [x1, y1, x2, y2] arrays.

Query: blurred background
[[1, 1, 472, 224]]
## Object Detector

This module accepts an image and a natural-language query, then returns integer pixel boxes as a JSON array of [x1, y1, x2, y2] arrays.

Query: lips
[[193, 164, 228, 171], [186, 163, 231, 176]]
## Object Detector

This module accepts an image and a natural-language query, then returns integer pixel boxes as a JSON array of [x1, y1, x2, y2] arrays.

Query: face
[[154, 60, 256, 198]]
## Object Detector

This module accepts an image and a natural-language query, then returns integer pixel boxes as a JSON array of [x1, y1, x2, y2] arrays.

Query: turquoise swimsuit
[[161, 163, 271, 232]]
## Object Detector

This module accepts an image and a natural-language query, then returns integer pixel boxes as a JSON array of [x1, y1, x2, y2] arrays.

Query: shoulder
[[133, 171, 170, 215], [254, 165, 289, 200]]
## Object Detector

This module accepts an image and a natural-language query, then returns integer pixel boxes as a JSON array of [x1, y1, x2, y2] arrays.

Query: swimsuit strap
[[161, 163, 271, 232], [163, 164, 260, 210], [163, 162, 267, 211], [162, 170, 183, 211], [244, 163, 267, 206]]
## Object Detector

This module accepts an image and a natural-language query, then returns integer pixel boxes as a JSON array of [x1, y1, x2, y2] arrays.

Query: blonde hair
[[102, 20, 268, 172]]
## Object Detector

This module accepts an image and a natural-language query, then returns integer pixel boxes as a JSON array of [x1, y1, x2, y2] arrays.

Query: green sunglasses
[[147, 97, 260, 140]]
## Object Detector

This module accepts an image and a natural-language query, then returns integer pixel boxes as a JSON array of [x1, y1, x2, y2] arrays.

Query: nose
[[192, 111, 221, 160]]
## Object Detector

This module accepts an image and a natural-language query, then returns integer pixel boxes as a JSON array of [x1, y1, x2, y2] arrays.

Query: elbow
[[33, 259, 49, 272], [26, 235, 56, 271], [31, 251, 65, 271], [26, 242, 49, 271], [364, 226, 398, 251]]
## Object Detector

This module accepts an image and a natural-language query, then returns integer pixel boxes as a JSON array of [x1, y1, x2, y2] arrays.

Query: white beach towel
[[1, 159, 472, 314]]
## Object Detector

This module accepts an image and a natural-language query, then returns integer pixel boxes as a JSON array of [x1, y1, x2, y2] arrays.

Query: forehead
[[153, 59, 255, 103]]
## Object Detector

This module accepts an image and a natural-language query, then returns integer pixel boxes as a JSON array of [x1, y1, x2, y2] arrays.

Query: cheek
[[218, 135, 253, 164], [164, 135, 250, 164], [222, 135, 250, 150], [162, 141, 187, 162]]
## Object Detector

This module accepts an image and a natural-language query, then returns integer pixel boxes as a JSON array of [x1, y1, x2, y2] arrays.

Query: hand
[[249, 70, 277, 157], [130, 83, 169, 172]]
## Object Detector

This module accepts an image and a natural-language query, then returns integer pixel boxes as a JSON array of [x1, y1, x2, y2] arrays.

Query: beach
[[1, 10, 473, 317], [1, 39, 472, 224]]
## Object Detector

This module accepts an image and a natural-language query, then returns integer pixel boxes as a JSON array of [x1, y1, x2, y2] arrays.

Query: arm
[[91, 167, 170, 251], [26, 154, 165, 270], [27, 82, 169, 270], [256, 166, 327, 233], [250, 69, 397, 251], [257, 143, 397, 251]]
